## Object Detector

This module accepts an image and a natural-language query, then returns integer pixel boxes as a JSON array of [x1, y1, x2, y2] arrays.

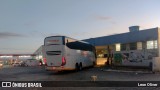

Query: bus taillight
[[43, 58, 47, 66], [61, 57, 66, 66]]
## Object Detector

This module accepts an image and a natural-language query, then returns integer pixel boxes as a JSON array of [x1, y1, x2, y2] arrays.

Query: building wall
[[95, 41, 159, 66], [33, 45, 45, 64], [158, 28, 160, 57]]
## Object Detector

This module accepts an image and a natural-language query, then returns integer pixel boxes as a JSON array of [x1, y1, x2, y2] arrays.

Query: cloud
[[93, 15, 117, 25], [111, 21, 117, 24], [95, 15, 112, 20], [24, 21, 37, 28], [29, 30, 57, 38], [0, 32, 25, 38], [0, 48, 34, 54]]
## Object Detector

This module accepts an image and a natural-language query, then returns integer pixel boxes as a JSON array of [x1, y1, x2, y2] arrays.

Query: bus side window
[[65, 39, 68, 44]]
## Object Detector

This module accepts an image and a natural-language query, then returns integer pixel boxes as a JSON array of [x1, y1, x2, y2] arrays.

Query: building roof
[[83, 27, 159, 46], [0, 54, 35, 56]]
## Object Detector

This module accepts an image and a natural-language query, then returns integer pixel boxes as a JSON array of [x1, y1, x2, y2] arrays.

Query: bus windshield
[[44, 36, 64, 46]]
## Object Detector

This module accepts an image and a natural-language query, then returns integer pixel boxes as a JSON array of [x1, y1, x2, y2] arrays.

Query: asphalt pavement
[[0, 66, 160, 90]]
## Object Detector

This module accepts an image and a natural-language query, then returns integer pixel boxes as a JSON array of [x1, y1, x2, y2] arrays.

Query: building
[[0, 54, 34, 65], [33, 45, 46, 64], [83, 26, 160, 67]]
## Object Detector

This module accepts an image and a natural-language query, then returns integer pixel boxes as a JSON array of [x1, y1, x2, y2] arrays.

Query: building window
[[121, 44, 126, 51], [130, 43, 137, 50], [154, 40, 158, 48], [116, 44, 120, 51], [147, 40, 157, 49], [137, 42, 142, 50]]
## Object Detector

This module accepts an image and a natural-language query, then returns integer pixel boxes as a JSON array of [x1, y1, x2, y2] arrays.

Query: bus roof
[[44, 36, 91, 45]]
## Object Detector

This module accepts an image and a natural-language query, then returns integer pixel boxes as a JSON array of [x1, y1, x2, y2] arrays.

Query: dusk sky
[[0, 0, 160, 54]]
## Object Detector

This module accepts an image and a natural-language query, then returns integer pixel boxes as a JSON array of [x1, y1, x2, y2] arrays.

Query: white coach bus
[[44, 36, 96, 71]]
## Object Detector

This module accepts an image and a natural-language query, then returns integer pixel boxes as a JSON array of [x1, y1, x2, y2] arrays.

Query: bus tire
[[93, 61, 96, 66], [149, 62, 153, 71], [75, 63, 79, 71], [79, 63, 82, 71]]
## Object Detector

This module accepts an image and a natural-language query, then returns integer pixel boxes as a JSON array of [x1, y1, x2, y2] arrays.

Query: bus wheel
[[75, 63, 79, 71], [79, 63, 82, 71], [149, 62, 153, 71], [93, 61, 96, 66]]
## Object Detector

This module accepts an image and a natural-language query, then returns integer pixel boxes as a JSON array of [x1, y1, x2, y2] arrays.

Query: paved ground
[[0, 66, 159, 81], [0, 66, 160, 90]]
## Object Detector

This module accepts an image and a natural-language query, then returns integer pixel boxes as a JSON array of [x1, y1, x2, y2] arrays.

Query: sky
[[0, 0, 160, 54]]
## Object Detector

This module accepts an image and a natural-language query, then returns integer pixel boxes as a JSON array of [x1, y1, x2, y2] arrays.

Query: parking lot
[[0, 66, 159, 81], [0, 66, 160, 90]]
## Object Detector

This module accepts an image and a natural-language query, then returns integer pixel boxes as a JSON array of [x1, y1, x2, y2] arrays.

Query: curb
[[102, 69, 153, 74], [1, 65, 13, 69]]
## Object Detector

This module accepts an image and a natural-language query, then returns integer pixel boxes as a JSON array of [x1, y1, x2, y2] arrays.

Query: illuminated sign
[[48, 40, 59, 43]]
